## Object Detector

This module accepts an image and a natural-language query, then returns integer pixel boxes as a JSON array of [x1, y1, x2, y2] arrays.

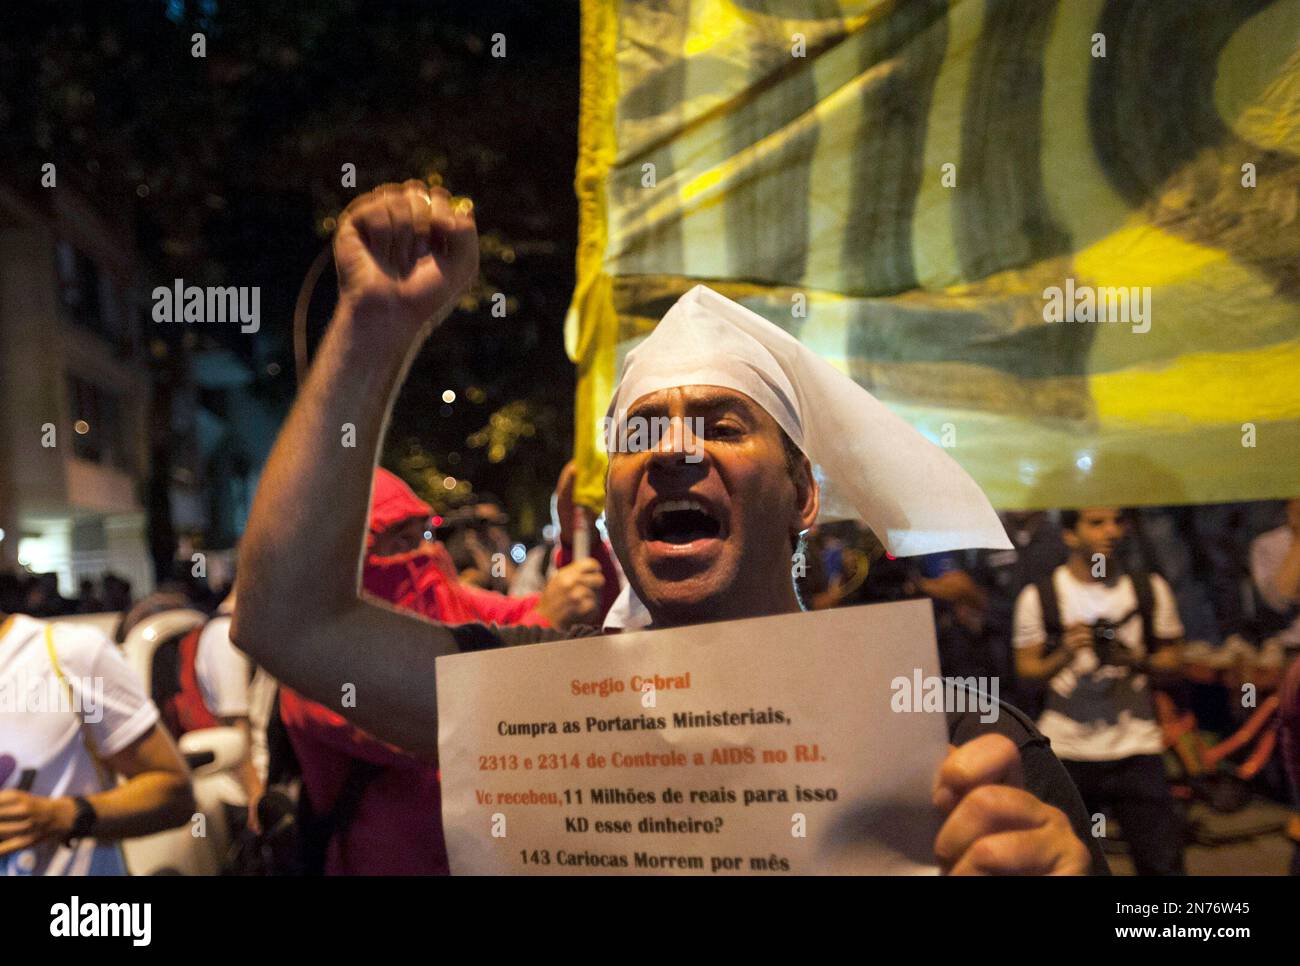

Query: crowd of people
[[806, 500, 1300, 874], [7, 488, 1296, 876], [0, 571, 134, 622], [4, 181, 1298, 878]]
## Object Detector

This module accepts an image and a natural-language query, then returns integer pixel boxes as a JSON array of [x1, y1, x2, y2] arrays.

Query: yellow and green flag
[[567, 0, 1300, 511]]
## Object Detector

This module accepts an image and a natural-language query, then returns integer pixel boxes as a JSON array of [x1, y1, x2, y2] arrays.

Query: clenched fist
[[537, 558, 605, 632], [0, 790, 72, 856], [333, 180, 479, 354], [932, 734, 1092, 875]]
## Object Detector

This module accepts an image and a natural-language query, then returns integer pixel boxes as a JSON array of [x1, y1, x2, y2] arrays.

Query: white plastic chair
[[117, 609, 244, 875]]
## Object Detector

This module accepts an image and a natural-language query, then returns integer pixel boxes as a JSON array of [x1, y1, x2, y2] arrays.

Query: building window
[[55, 241, 133, 355], [67, 375, 130, 472], [55, 241, 103, 330]]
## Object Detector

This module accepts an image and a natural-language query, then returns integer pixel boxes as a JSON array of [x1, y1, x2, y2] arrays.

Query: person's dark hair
[[779, 428, 804, 481], [777, 428, 812, 587], [1059, 507, 1130, 531]]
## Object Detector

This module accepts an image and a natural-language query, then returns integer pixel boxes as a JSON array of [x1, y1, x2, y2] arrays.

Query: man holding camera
[[1013, 507, 1186, 874]]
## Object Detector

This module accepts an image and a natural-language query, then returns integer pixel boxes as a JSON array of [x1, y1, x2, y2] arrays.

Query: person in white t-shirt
[[193, 590, 263, 831], [0, 611, 195, 875], [1013, 507, 1186, 875]]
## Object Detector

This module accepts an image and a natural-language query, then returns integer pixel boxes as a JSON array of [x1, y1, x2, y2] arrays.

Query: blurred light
[[136, 184, 149, 198], [510, 543, 526, 564], [1075, 454, 1093, 472], [442, 389, 456, 403], [0, 528, 5, 542], [541, 523, 556, 542], [432, 515, 444, 527], [266, 362, 282, 376], [423, 530, 433, 541], [74, 420, 90, 435], [448, 452, 461, 465], [442, 476, 456, 490], [17, 532, 64, 577], [440, 404, 453, 418]]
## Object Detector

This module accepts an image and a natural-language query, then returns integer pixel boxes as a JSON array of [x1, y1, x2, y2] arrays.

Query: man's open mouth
[[647, 498, 722, 545]]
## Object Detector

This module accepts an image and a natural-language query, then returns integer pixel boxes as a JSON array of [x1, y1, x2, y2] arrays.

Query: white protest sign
[[436, 598, 953, 874]]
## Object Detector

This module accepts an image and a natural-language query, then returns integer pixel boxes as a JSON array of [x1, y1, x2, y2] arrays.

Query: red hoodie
[[278, 468, 615, 875], [279, 470, 455, 874], [359, 468, 549, 625]]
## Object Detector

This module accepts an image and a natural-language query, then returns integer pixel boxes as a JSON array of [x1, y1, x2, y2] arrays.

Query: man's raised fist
[[333, 180, 479, 348]]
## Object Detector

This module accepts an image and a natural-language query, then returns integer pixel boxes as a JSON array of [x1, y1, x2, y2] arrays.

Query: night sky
[[0, 0, 582, 539]]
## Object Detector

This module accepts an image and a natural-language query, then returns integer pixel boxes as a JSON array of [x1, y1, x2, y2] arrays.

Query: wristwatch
[[65, 796, 98, 844]]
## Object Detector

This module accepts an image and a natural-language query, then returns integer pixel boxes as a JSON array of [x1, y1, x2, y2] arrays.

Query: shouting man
[[233, 181, 1099, 875]]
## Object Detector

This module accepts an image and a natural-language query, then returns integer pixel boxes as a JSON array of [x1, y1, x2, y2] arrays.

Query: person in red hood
[[278, 467, 616, 874]]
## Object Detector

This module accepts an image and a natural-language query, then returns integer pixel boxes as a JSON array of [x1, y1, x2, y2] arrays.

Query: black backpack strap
[[296, 758, 385, 875], [265, 686, 300, 787], [1130, 568, 1157, 646], [1034, 575, 1063, 655]]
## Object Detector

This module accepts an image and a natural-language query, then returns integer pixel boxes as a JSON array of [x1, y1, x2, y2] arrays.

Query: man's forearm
[[238, 307, 403, 627], [223, 718, 264, 809], [232, 181, 481, 756], [40, 772, 194, 843], [1016, 645, 1072, 682], [232, 306, 460, 755], [1146, 640, 1182, 673]]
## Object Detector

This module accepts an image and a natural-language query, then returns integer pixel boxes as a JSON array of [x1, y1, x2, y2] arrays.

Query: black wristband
[[65, 796, 98, 844]]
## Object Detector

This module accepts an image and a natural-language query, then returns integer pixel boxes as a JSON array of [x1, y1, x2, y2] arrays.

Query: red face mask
[[362, 546, 438, 610]]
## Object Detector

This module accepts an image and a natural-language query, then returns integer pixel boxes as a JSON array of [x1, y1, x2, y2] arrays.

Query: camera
[[1090, 619, 1122, 665]]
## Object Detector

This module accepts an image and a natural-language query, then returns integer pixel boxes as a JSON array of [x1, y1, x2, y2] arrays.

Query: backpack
[[1035, 568, 1157, 658], [160, 624, 221, 738], [240, 688, 384, 876], [292, 755, 385, 876]]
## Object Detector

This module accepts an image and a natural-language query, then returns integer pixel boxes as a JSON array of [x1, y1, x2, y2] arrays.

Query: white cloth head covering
[[603, 285, 1010, 629]]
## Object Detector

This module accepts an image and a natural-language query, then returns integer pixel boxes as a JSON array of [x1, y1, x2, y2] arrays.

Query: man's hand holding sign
[[233, 181, 1098, 875]]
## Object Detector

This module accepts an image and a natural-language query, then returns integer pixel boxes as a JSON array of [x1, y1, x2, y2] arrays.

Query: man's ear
[[793, 454, 819, 535]]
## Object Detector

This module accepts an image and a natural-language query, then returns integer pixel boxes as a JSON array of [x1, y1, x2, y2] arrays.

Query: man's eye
[[706, 422, 742, 439]]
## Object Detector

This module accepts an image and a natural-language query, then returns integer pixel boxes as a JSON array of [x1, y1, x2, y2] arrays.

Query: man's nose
[[647, 417, 704, 469]]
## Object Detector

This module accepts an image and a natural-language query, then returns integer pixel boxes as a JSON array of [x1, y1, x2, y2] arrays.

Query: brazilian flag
[[567, 0, 1300, 511]]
